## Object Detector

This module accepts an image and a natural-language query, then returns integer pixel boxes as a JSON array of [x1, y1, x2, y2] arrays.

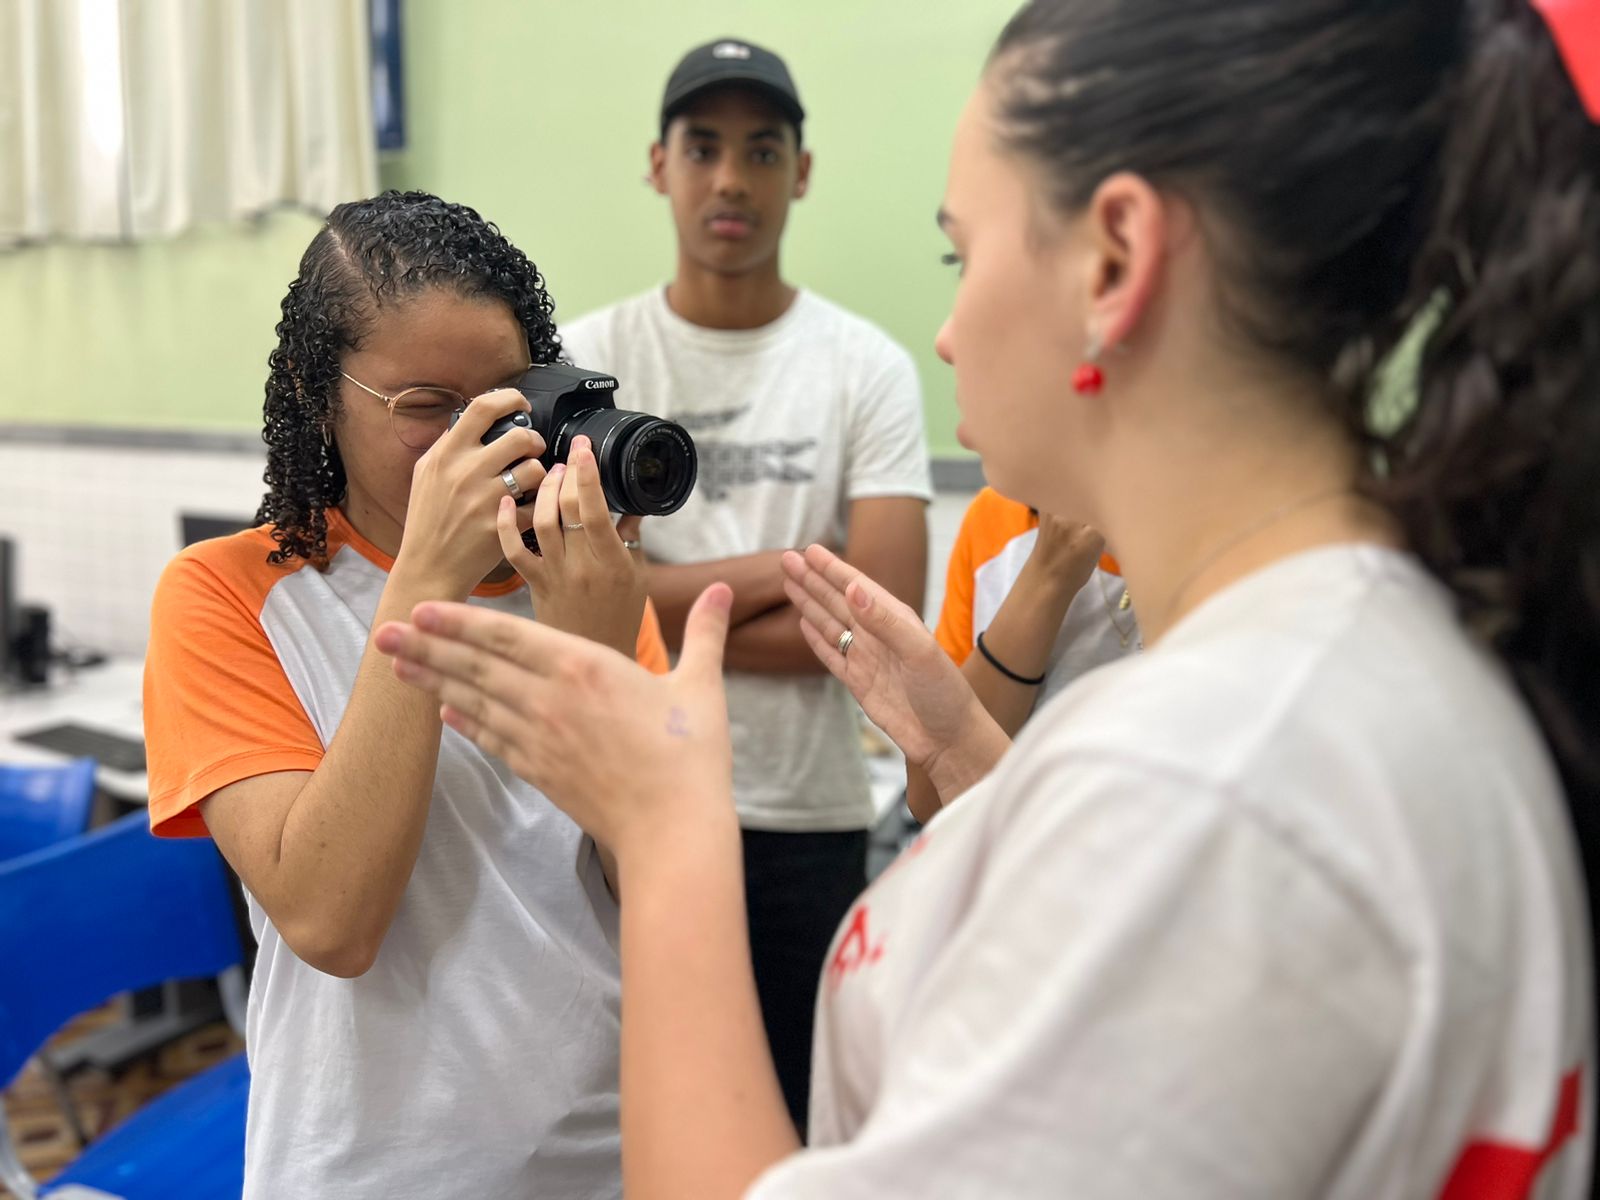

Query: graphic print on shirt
[[826, 904, 884, 991], [1438, 1067, 1583, 1200], [824, 834, 930, 992], [673, 404, 819, 501]]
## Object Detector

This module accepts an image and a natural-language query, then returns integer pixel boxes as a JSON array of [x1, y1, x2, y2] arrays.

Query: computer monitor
[[179, 512, 253, 548]]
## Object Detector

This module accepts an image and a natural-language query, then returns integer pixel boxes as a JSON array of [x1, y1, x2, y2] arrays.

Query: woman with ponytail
[[376, 2, 1600, 1196]]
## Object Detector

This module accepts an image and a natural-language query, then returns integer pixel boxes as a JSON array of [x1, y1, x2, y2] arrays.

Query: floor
[[0, 1008, 242, 1196]]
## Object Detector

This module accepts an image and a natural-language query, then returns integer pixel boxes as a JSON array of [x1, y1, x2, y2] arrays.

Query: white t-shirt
[[144, 511, 664, 1199], [562, 288, 934, 832], [750, 544, 1594, 1199]]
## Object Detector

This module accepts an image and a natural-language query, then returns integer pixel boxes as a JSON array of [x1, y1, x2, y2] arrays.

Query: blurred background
[[0, 5, 1012, 1195], [0, 0, 1012, 662]]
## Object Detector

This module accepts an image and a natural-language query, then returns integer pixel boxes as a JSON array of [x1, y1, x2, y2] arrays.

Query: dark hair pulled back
[[991, 0, 1600, 924]]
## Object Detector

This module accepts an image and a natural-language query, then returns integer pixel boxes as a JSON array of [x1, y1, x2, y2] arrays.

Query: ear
[[793, 148, 813, 200], [648, 141, 668, 196], [1082, 172, 1165, 350]]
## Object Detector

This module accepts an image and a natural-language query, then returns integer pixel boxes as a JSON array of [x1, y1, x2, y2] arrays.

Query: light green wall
[[1, 211, 324, 432], [2, 1, 1015, 455]]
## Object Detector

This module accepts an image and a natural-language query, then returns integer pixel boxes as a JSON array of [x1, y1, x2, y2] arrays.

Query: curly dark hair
[[256, 190, 564, 565]]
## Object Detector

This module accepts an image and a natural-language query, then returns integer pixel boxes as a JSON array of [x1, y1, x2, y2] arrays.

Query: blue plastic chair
[[0, 813, 249, 1200], [0, 759, 97, 863]]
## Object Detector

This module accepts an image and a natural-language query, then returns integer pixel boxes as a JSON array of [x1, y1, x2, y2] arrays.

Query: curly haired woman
[[143, 191, 663, 1199]]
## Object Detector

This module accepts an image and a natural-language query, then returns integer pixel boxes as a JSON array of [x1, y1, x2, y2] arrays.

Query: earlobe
[[647, 143, 669, 196], [794, 149, 813, 200]]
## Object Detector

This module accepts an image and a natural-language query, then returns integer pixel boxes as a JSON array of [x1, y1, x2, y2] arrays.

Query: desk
[[0, 659, 148, 802]]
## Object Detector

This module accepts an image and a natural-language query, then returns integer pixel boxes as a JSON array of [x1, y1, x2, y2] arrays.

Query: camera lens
[[564, 409, 698, 516], [624, 425, 695, 512]]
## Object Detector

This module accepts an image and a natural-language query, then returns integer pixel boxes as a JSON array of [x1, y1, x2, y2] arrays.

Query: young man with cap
[[560, 37, 932, 1136]]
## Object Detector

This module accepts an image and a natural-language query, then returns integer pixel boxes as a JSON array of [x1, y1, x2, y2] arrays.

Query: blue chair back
[[0, 812, 244, 1090], [0, 758, 97, 862]]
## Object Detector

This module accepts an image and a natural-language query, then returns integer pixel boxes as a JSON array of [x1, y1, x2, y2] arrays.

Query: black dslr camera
[[452, 363, 698, 517]]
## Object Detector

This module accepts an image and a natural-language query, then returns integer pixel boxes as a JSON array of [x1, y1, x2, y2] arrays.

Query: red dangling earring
[[1072, 333, 1105, 395]]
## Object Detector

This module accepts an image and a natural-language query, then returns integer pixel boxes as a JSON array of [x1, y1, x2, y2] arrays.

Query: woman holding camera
[[143, 191, 660, 1199], [378, 2, 1599, 1196]]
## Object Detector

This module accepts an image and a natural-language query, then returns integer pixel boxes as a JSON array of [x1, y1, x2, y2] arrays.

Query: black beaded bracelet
[[975, 631, 1047, 687]]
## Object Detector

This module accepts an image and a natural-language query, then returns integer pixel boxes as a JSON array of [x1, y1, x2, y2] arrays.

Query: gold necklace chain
[[1159, 487, 1356, 628], [1096, 568, 1139, 649]]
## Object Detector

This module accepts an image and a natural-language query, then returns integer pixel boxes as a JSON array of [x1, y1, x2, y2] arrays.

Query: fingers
[[439, 703, 513, 769], [782, 555, 855, 632], [796, 612, 850, 678], [497, 496, 542, 576], [531, 462, 568, 568], [375, 614, 553, 720], [558, 442, 588, 550], [801, 543, 861, 593], [448, 386, 534, 449], [616, 514, 644, 554], [678, 584, 734, 679], [782, 576, 850, 651], [378, 601, 558, 676], [500, 459, 545, 514], [788, 545, 923, 659], [570, 438, 627, 562]]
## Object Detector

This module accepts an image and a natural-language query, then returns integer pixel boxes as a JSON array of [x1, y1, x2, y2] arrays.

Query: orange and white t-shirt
[[935, 488, 1139, 705], [144, 508, 663, 1200]]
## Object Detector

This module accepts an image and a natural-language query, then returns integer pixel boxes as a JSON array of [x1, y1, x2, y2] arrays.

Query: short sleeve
[[635, 599, 670, 675], [747, 752, 1410, 1200], [143, 547, 325, 838], [933, 500, 983, 665], [845, 342, 934, 502]]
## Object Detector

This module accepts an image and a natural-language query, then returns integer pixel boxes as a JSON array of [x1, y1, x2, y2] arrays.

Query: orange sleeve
[[934, 498, 983, 666], [934, 488, 1043, 665], [143, 537, 326, 839], [635, 598, 670, 675]]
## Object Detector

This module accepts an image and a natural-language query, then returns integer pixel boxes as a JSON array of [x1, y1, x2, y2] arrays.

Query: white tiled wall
[[0, 437, 976, 663], [924, 489, 972, 627], [0, 441, 266, 659]]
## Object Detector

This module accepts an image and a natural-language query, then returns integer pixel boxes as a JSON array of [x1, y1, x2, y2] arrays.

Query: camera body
[[454, 363, 698, 517]]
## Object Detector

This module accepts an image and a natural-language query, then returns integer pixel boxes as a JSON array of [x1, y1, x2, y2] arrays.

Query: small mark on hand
[[666, 706, 690, 739]]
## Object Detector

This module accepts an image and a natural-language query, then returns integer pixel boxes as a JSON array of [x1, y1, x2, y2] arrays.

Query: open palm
[[781, 545, 977, 769]]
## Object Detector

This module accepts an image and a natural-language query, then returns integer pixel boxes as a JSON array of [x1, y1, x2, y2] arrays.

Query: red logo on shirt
[[1438, 1066, 1583, 1199], [824, 832, 933, 990], [826, 905, 884, 990]]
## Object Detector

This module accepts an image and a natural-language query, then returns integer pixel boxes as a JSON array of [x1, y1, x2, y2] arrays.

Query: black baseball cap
[[659, 39, 806, 141]]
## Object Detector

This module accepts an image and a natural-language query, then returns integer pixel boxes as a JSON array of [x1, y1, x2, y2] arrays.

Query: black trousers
[[742, 826, 869, 1140]]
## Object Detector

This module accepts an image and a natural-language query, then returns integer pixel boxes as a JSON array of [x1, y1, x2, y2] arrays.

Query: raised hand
[[1029, 513, 1105, 596], [781, 545, 995, 776], [396, 388, 545, 599], [375, 585, 737, 860]]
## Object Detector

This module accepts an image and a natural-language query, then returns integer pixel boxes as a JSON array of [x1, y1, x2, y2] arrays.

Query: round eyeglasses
[[340, 371, 489, 452]]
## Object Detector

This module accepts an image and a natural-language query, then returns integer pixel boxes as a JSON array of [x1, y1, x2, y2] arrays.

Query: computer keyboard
[[12, 722, 147, 773]]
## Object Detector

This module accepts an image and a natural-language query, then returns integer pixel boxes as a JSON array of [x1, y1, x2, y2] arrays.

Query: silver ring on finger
[[837, 629, 855, 657], [564, 522, 585, 532], [622, 539, 642, 551], [501, 469, 523, 501]]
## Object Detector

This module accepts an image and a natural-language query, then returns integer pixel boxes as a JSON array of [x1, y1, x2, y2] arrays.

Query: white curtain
[[0, 0, 378, 245]]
